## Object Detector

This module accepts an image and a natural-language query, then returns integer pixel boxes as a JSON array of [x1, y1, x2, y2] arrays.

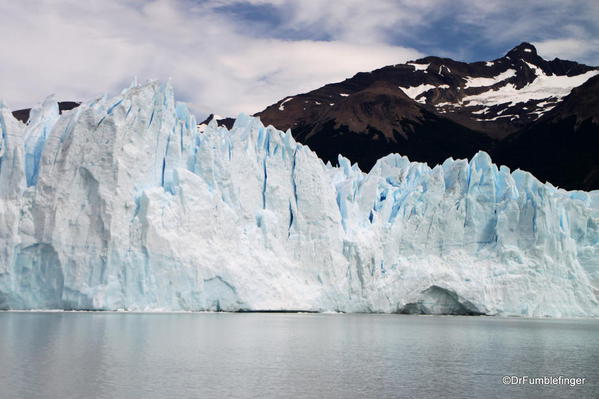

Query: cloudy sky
[[2, 0, 598, 119]]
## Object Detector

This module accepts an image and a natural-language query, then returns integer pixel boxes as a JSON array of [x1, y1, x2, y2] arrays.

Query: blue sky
[[2, 0, 598, 118]]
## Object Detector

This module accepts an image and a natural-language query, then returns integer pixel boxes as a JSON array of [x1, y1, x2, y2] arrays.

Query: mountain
[[255, 42, 599, 189], [494, 75, 599, 190], [0, 81, 598, 316]]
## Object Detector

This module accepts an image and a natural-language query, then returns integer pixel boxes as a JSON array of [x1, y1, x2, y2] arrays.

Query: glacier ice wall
[[0, 81, 598, 317]]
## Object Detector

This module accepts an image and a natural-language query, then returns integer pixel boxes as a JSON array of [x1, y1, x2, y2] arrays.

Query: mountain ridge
[[254, 42, 599, 189]]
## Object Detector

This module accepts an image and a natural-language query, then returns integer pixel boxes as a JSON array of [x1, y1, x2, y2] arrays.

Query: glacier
[[0, 81, 598, 317]]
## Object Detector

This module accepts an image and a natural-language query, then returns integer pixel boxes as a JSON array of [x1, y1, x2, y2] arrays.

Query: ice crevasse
[[0, 81, 598, 317]]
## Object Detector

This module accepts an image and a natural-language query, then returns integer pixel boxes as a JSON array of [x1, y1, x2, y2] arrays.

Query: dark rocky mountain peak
[[506, 42, 538, 59]]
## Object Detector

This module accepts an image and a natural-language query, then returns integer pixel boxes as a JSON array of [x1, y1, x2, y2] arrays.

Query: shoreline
[[2, 309, 599, 320]]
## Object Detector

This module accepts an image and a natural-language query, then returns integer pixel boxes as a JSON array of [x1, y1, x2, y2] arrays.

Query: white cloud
[[0, 0, 422, 118], [534, 38, 599, 64], [208, 0, 445, 44], [449, 0, 599, 62], [208, 40, 422, 112]]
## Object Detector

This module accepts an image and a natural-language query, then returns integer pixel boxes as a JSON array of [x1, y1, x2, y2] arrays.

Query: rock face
[[493, 75, 599, 190], [0, 81, 598, 316], [255, 42, 599, 190]]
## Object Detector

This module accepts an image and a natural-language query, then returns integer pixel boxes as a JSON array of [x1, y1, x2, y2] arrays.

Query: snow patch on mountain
[[399, 84, 436, 102], [408, 62, 429, 71], [464, 69, 517, 88], [279, 97, 293, 111], [471, 107, 489, 115], [462, 70, 599, 108]]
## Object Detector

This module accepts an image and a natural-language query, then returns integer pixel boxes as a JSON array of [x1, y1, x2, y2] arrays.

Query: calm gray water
[[0, 313, 598, 399]]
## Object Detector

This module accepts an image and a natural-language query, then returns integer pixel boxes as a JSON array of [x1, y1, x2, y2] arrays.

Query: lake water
[[1, 313, 598, 399]]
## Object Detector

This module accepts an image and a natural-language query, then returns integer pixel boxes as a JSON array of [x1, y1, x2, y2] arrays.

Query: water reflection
[[1, 313, 598, 399]]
